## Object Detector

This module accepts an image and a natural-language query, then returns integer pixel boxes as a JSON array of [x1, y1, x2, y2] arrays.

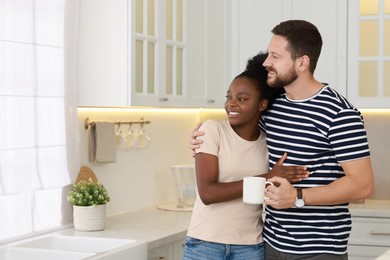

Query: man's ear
[[296, 55, 310, 72]]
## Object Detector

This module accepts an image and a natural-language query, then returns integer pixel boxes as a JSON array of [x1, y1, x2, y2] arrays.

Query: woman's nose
[[227, 101, 237, 108]]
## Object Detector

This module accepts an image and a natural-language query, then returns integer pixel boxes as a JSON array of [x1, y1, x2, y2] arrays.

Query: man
[[260, 19, 374, 259], [190, 20, 374, 259]]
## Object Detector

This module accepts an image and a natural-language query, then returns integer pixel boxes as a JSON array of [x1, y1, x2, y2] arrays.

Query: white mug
[[136, 129, 151, 148], [243, 177, 274, 204]]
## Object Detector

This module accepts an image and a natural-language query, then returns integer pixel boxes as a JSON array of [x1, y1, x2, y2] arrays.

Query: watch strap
[[297, 188, 303, 199]]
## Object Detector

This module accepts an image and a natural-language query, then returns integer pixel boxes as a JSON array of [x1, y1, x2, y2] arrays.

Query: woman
[[183, 52, 308, 260]]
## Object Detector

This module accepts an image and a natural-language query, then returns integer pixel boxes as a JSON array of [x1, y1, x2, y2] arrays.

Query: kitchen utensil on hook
[[135, 122, 151, 149], [115, 122, 127, 150], [124, 122, 136, 149]]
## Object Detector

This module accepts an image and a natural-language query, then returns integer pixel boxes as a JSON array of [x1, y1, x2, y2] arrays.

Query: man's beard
[[267, 67, 298, 89]]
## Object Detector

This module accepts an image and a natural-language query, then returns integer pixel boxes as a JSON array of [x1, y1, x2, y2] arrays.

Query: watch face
[[295, 199, 305, 208]]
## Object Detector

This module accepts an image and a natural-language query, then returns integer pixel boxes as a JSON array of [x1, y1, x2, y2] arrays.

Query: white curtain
[[0, 0, 80, 242]]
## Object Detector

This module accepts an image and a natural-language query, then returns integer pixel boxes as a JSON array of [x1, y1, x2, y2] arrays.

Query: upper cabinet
[[78, 0, 129, 107], [186, 0, 231, 108], [348, 0, 390, 108], [78, 0, 190, 107], [231, 0, 348, 97], [79, 0, 390, 109], [78, 0, 230, 107], [289, 0, 348, 97], [132, 0, 190, 107]]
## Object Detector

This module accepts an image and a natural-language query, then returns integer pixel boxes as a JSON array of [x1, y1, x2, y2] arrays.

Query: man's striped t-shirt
[[261, 85, 370, 255]]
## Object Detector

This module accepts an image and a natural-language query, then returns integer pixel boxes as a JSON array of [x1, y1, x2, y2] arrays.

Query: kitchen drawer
[[173, 238, 185, 260], [350, 217, 390, 246], [348, 245, 389, 260], [148, 243, 173, 260]]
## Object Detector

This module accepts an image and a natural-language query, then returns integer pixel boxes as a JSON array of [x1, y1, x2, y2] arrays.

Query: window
[[0, 0, 78, 242]]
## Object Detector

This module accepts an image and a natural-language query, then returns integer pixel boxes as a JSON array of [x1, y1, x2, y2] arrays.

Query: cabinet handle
[[159, 97, 169, 102], [207, 99, 215, 104], [370, 231, 390, 236]]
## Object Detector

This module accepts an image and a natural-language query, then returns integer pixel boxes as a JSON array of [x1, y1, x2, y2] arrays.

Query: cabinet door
[[173, 238, 185, 260], [289, 0, 348, 97], [232, 0, 347, 97], [348, 245, 389, 260], [187, 0, 229, 108], [131, 0, 191, 108], [78, 0, 128, 107], [148, 243, 173, 260], [233, 0, 285, 75], [349, 217, 390, 246], [347, 0, 390, 108]]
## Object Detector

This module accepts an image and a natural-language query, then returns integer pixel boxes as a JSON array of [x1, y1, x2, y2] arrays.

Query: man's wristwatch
[[294, 188, 305, 208]]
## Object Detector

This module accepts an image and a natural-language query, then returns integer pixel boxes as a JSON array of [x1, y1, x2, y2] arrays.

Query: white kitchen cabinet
[[348, 216, 390, 260], [186, 0, 231, 108], [78, 0, 191, 107], [78, 0, 348, 108], [148, 238, 185, 260], [230, 0, 285, 76], [288, 0, 348, 97], [78, 0, 231, 108], [148, 243, 172, 260], [231, 0, 348, 96], [347, 0, 390, 108], [173, 238, 185, 259], [78, 0, 129, 107]]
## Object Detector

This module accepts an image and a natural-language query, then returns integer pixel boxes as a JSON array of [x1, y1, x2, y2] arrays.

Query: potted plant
[[67, 178, 110, 231]]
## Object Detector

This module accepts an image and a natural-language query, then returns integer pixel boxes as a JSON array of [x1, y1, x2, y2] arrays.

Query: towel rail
[[84, 117, 151, 130]]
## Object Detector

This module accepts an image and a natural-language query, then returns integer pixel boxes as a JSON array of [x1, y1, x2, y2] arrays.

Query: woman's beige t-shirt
[[187, 120, 269, 245]]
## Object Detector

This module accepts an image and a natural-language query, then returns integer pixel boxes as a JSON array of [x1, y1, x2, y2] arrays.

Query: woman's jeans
[[182, 237, 264, 260]]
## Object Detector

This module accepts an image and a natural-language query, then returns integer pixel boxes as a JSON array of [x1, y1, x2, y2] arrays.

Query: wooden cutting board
[[76, 166, 98, 183]]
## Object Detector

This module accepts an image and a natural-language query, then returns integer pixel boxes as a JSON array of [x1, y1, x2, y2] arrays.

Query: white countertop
[[2, 199, 390, 255], [53, 206, 192, 250], [377, 249, 390, 260], [349, 199, 390, 218]]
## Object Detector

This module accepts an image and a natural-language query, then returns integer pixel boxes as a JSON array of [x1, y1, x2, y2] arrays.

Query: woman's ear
[[258, 99, 269, 112]]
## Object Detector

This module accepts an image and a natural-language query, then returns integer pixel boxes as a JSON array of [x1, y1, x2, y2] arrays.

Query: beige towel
[[89, 122, 116, 163]]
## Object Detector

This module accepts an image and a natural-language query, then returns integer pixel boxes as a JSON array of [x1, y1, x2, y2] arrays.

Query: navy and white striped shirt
[[261, 85, 370, 255]]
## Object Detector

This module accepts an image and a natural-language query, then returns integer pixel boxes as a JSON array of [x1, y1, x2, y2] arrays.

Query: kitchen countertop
[[349, 199, 390, 218], [53, 206, 192, 250], [376, 249, 390, 260], [53, 199, 390, 249], [2, 199, 390, 256]]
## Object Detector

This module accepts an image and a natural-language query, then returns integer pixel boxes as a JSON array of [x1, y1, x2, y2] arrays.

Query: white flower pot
[[73, 204, 106, 231]]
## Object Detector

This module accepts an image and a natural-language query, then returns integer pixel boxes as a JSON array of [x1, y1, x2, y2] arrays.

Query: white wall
[[76, 108, 390, 216], [361, 110, 390, 199], [77, 108, 226, 215]]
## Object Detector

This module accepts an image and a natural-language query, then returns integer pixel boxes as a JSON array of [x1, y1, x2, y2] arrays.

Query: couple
[[183, 20, 374, 260]]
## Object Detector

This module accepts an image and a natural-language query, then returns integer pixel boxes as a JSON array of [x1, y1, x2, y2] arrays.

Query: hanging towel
[[89, 122, 116, 163]]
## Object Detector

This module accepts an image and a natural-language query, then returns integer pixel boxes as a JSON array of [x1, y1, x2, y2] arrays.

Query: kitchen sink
[[0, 247, 96, 260], [0, 235, 147, 260]]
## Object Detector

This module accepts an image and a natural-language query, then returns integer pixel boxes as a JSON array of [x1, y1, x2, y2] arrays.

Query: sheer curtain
[[0, 0, 80, 242]]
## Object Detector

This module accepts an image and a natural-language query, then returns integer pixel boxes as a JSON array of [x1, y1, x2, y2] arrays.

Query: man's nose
[[263, 57, 270, 67]]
